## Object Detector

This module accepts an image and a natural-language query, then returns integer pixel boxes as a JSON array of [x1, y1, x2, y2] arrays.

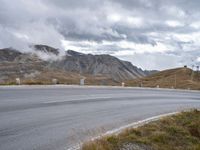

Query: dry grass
[[1, 67, 200, 89], [82, 109, 200, 150], [0, 69, 119, 86], [126, 67, 200, 90]]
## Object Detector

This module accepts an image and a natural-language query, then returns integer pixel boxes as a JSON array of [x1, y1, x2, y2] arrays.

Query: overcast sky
[[0, 0, 200, 70]]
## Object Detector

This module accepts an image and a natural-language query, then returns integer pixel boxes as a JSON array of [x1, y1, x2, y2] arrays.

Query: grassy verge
[[82, 109, 200, 150], [125, 68, 200, 90]]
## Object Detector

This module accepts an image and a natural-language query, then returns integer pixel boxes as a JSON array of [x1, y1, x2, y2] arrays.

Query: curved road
[[0, 85, 200, 150]]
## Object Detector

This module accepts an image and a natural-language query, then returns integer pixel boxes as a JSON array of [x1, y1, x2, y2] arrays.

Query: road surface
[[0, 85, 199, 150]]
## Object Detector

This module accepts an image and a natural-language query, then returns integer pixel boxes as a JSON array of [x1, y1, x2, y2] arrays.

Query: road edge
[[68, 111, 179, 150], [0, 84, 199, 93]]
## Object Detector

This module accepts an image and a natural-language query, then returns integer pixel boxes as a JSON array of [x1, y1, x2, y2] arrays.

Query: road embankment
[[82, 109, 200, 150]]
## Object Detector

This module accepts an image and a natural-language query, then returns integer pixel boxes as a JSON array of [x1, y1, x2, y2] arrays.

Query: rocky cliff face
[[0, 45, 155, 84], [51, 50, 146, 81]]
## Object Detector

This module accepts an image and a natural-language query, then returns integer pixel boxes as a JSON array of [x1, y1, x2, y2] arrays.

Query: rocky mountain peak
[[32, 44, 60, 55]]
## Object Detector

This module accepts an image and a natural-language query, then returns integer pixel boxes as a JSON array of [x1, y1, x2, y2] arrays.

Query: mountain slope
[[51, 50, 146, 81], [126, 67, 200, 90], [0, 45, 153, 85]]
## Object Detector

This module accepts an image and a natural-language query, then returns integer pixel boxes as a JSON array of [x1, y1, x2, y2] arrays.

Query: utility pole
[[191, 65, 194, 81], [192, 65, 194, 70], [197, 66, 199, 81], [174, 74, 177, 89]]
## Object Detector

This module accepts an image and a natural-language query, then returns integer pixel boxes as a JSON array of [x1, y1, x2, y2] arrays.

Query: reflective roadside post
[[122, 82, 125, 87], [16, 78, 21, 85], [80, 78, 85, 86], [52, 79, 58, 85]]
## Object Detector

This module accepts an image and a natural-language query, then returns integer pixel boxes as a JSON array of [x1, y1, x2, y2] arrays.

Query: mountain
[[32, 44, 60, 55], [125, 67, 200, 90], [51, 50, 147, 81], [0, 45, 155, 85]]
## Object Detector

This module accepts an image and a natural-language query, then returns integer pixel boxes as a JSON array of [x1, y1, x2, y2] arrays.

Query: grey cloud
[[0, 0, 200, 69]]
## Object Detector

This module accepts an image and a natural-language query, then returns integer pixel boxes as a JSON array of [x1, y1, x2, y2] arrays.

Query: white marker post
[[52, 79, 58, 85], [80, 78, 85, 86], [16, 78, 21, 85]]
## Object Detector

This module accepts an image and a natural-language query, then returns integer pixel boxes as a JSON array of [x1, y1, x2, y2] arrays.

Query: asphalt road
[[0, 85, 200, 150]]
